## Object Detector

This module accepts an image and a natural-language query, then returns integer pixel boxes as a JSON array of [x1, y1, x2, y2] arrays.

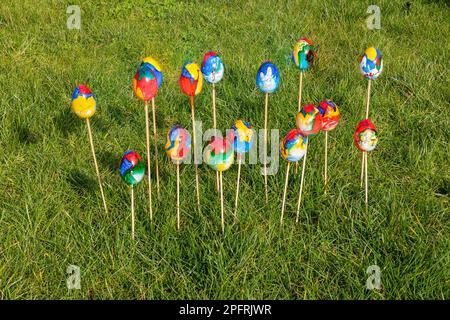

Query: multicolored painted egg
[[256, 61, 280, 93], [228, 120, 254, 154], [360, 47, 383, 80], [201, 51, 224, 84], [120, 150, 145, 186], [142, 56, 163, 88], [296, 104, 323, 136], [280, 129, 308, 163], [165, 125, 191, 164], [318, 99, 340, 131], [291, 37, 315, 71], [132, 63, 158, 102], [354, 119, 378, 152], [71, 84, 96, 119], [179, 61, 203, 96], [204, 137, 234, 172]]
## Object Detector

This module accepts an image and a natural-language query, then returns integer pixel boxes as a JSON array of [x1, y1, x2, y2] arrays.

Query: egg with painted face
[[201, 51, 224, 84], [354, 119, 378, 152], [360, 47, 383, 80], [256, 61, 280, 93], [71, 84, 97, 119]]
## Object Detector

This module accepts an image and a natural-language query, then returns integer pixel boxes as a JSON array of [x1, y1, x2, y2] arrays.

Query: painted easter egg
[[256, 61, 280, 93], [291, 37, 315, 71], [360, 47, 383, 80], [180, 61, 203, 96], [228, 120, 254, 154], [318, 99, 340, 131], [354, 119, 378, 152], [142, 56, 163, 88], [165, 125, 191, 164], [71, 84, 96, 119], [201, 51, 224, 84], [204, 137, 234, 172], [132, 63, 158, 102], [280, 129, 308, 162], [120, 150, 145, 186], [296, 104, 323, 136]]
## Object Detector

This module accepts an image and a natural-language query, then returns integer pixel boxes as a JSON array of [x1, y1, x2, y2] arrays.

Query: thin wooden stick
[[280, 162, 291, 225], [234, 158, 242, 219], [220, 171, 224, 234], [298, 71, 303, 112], [212, 83, 217, 129], [212, 84, 219, 193], [177, 163, 180, 231], [190, 96, 201, 208], [360, 152, 365, 188], [324, 130, 328, 190], [85, 118, 108, 214], [296, 141, 309, 223], [365, 79, 372, 119], [151, 98, 160, 198], [365, 152, 368, 206], [131, 186, 135, 240], [144, 102, 153, 221], [264, 92, 269, 204]]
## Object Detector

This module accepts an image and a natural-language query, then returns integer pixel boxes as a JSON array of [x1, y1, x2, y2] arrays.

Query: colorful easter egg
[[71, 84, 96, 119], [280, 129, 308, 163], [142, 56, 163, 88], [204, 137, 234, 172], [291, 37, 315, 71], [120, 150, 145, 186], [201, 51, 224, 84], [228, 120, 254, 154], [360, 47, 383, 80], [354, 119, 378, 152], [256, 61, 280, 93], [318, 99, 340, 131], [180, 61, 203, 96], [165, 125, 191, 164], [296, 104, 323, 136], [133, 63, 158, 102]]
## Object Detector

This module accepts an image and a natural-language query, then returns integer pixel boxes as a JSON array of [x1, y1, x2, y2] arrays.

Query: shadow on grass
[[55, 108, 81, 138], [17, 125, 40, 144], [98, 150, 120, 173], [66, 169, 96, 194]]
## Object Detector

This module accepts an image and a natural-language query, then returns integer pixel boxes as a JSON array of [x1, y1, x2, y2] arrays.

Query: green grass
[[0, 0, 449, 299]]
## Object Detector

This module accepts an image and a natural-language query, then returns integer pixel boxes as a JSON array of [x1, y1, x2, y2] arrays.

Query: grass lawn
[[0, 0, 448, 299]]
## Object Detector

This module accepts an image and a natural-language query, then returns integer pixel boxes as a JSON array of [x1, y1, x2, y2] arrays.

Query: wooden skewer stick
[[151, 98, 160, 198], [324, 130, 328, 192], [296, 141, 309, 223], [360, 152, 365, 188], [212, 83, 219, 192], [365, 152, 368, 206], [131, 186, 135, 240], [144, 102, 154, 221], [295, 71, 304, 175], [177, 163, 180, 230], [190, 96, 201, 208], [220, 171, 224, 234], [298, 71, 304, 112], [361, 79, 372, 186], [264, 92, 269, 204], [234, 156, 242, 219], [280, 162, 291, 225], [85, 118, 108, 214]]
